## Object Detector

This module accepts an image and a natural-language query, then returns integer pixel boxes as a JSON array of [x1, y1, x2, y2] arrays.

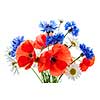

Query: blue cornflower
[[9, 36, 24, 57], [39, 20, 58, 33], [79, 43, 94, 59], [46, 33, 64, 46], [64, 21, 79, 37]]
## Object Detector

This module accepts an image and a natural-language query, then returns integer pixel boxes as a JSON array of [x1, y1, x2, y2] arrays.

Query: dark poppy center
[[29, 53, 32, 57], [51, 56, 56, 63]]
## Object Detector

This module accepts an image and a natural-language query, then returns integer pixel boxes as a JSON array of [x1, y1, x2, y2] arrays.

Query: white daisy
[[5, 47, 19, 74], [66, 63, 81, 80], [68, 36, 79, 48]]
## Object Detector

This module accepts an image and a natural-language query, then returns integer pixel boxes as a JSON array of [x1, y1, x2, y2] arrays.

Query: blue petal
[[64, 21, 79, 37], [39, 20, 57, 33], [9, 36, 24, 57], [79, 43, 94, 59]]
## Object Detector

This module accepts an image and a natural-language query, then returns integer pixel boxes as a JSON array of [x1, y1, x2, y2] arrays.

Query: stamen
[[71, 41, 76, 46], [70, 68, 76, 75], [29, 53, 32, 57], [51, 56, 56, 63]]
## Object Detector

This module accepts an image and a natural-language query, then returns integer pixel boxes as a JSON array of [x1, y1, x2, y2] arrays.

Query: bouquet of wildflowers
[[6, 20, 95, 83]]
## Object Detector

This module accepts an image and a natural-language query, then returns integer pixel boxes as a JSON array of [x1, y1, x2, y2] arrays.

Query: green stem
[[41, 72, 44, 82], [58, 20, 63, 31], [41, 71, 51, 83], [64, 31, 69, 38], [70, 53, 83, 65], [68, 44, 73, 48], [58, 53, 83, 82], [41, 72, 47, 83], [31, 68, 43, 83], [51, 76, 58, 83], [58, 23, 61, 31], [47, 45, 49, 50], [58, 74, 63, 82]]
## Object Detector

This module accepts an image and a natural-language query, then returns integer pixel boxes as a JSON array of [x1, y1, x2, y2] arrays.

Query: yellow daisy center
[[71, 41, 77, 46], [12, 61, 17, 66], [70, 68, 76, 75]]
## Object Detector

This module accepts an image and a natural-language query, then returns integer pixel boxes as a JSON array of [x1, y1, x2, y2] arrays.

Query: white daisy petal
[[5, 47, 19, 74], [66, 63, 81, 80], [68, 36, 79, 48]]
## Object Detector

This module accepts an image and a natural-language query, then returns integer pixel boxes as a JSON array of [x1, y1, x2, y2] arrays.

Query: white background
[[0, 0, 99, 100]]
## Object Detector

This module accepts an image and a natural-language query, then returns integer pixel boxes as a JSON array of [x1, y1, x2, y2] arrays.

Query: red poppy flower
[[33, 34, 46, 49], [79, 56, 95, 71], [82, 57, 95, 66], [16, 40, 36, 70], [79, 63, 89, 71], [38, 43, 72, 76]]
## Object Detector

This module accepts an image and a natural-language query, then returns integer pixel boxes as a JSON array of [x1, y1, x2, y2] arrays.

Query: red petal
[[16, 44, 28, 61], [56, 60, 67, 70], [38, 63, 50, 72], [82, 57, 95, 67], [52, 43, 61, 54], [38, 51, 51, 72], [18, 56, 31, 67], [25, 60, 33, 70], [33, 41, 42, 49], [38, 34, 46, 45], [21, 40, 34, 53], [52, 44, 72, 65], [89, 56, 95, 66], [34, 34, 46, 49], [82, 58, 91, 66], [79, 63, 89, 72], [50, 60, 67, 76]]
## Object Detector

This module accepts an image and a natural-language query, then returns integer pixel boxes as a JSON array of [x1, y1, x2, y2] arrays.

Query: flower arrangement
[[6, 20, 95, 83]]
